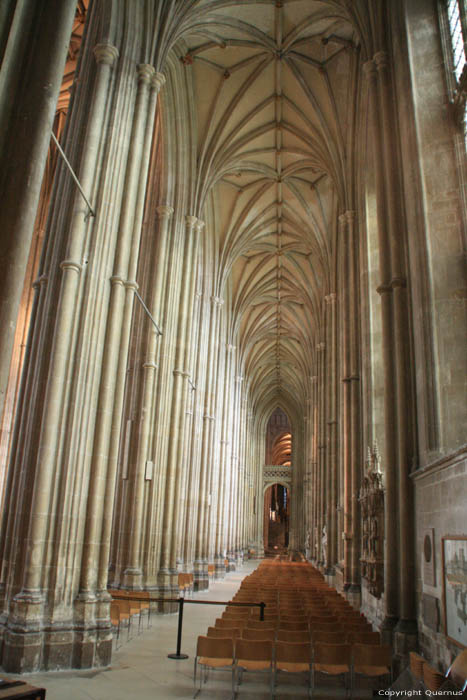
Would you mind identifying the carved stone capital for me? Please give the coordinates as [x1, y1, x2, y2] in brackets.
[156, 205, 174, 219]
[211, 295, 224, 307]
[325, 293, 337, 304]
[374, 51, 389, 72]
[60, 259, 83, 274]
[137, 63, 155, 84]
[152, 72, 166, 93]
[362, 59, 377, 81]
[391, 276, 407, 289]
[124, 279, 139, 291]
[185, 215, 198, 228]
[376, 283, 392, 296]
[345, 210, 356, 224]
[317, 342, 326, 351]
[93, 43, 119, 66]
[195, 219, 205, 232]
[226, 343, 236, 353]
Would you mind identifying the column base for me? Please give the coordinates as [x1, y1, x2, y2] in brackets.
[380, 615, 399, 646]
[0, 619, 112, 672]
[394, 618, 418, 658]
[156, 570, 179, 612]
[193, 560, 209, 591]
[214, 556, 226, 580]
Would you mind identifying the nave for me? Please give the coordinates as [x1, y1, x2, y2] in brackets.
[0, 0, 466, 685]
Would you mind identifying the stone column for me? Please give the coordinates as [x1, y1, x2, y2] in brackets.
[79, 64, 161, 600]
[363, 58, 399, 629]
[347, 210, 361, 595]
[375, 51, 416, 640]
[157, 214, 199, 591]
[193, 296, 223, 590]
[214, 343, 235, 576]
[325, 293, 338, 573]
[0, 0, 77, 427]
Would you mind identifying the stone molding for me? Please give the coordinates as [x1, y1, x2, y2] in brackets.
[137, 63, 155, 84]
[152, 72, 166, 92]
[156, 204, 174, 219]
[93, 43, 119, 66]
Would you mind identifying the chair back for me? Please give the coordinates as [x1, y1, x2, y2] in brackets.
[352, 643, 391, 669]
[314, 642, 351, 665]
[277, 629, 310, 643]
[312, 630, 345, 644]
[196, 635, 233, 660]
[235, 638, 273, 662]
[215, 617, 246, 629]
[207, 626, 241, 640]
[242, 628, 275, 641]
[279, 620, 309, 631]
[276, 640, 311, 664]
[446, 649, 467, 691]
[347, 631, 380, 645]
[247, 620, 276, 630]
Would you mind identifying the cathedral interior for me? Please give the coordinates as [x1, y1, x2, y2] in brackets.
[0, 0, 466, 693]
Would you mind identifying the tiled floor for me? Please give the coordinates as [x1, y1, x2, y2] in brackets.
[7, 561, 378, 699]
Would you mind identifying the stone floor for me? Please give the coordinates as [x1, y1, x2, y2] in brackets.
[7, 560, 381, 699]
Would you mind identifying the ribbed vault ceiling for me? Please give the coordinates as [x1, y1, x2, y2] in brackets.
[179, 0, 359, 419]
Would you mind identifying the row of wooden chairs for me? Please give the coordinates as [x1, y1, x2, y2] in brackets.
[194, 636, 392, 698]
[108, 590, 151, 648]
[178, 572, 194, 596]
[211, 620, 381, 645]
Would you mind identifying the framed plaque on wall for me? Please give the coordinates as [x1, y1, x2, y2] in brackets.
[441, 535, 467, 647]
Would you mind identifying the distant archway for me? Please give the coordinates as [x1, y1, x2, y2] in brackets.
[263, 483, 290, 555]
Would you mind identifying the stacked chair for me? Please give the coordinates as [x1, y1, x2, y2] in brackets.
[108, 589, 151, 648]
[193, 559, 392, 698]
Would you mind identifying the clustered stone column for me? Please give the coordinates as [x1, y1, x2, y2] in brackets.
[364, 53, 416, 648]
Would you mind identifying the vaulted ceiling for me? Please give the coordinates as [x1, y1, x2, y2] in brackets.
[177, 1, 360, 420]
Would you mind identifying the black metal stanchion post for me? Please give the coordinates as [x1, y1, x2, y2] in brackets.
[168, 597, 189, 660]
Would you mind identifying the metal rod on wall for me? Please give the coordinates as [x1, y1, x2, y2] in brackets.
[51, 131, 95, 218]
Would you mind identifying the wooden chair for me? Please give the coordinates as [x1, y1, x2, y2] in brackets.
[445, 648, 467, 692]
[312, 642, 351, 696]
[194, 635, 234, 699]
[246, 620, 277, 630]
[215, 617, 247, 630]
[279, 620, 309, 631]
[242, 627, 276, 641]
[277, 629, 310, 643]
[352, 643, 392, 693]
[347, 631, 380, 645]
[311, 630, 346, 645]
[110, 601, 122, 648]
[274, 641, 312, 696]
[207, 626, 241, 641]
[409, 651, 425, 682]
[234, 638, 274, 697]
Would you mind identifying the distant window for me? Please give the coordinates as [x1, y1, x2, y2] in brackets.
[442, 0, 467, 145]
[447, 0, 465, 81]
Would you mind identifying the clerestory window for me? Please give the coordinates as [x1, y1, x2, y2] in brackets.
[442, 0, 467, 146]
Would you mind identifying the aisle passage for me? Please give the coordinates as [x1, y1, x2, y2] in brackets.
[15, 560, 382, 699]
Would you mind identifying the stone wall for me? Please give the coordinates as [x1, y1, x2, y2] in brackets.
[413, 449, 467, 671]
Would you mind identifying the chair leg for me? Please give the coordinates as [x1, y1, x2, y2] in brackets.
[193, 658, 199, 699]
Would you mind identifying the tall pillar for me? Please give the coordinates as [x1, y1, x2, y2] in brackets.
[0, 0, 77, 427]
[375, 51, 416, 642]
[156, 214, 199, 594]
[363, 58, 399, 631]
[193, 296, 223, 590]
[325, 293, 338, 573]
[347, 210, 361, 595]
